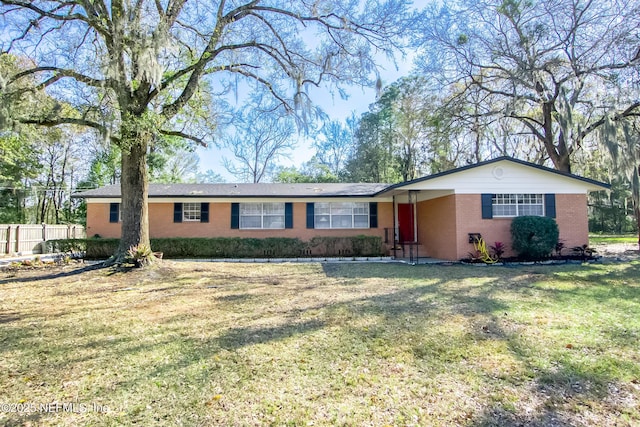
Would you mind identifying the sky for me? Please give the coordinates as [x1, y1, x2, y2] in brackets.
[195, 54, 415, 181]
[195, 1, 426, 182]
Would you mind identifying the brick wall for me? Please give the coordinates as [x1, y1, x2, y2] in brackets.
[86, 201, 394, 244]
[555, 194, 590, 250]
[453, 193, 589, 260]
[86, 194, 590, 260]
[86, 203, 121, 238]
[416, 195, 459, 260]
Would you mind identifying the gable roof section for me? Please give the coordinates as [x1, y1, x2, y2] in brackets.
[375, 156, 610, 195]
[73, 157, 610, 200]
[73, 182, 390, 199]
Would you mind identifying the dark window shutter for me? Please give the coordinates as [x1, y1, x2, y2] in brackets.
[306, 203, 315, 229]
[173, 203, 183, 223]
[481, 194, 493, 219]
[285, 203, 293, 229]
[200, 202, 209, 223]
[231, 203, 240, 229]
[369, 202, 378, 228]
[545, 194, 556, 218]
[109, 203, 119, 223]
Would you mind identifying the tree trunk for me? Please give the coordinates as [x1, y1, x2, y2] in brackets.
[115, 125, 152, 262]
[635, 205, 640, 250]
[541, 102, 572, 173]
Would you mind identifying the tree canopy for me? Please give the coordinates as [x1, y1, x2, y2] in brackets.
[414, 0, 640, 172]
[0, 0, 410, 261]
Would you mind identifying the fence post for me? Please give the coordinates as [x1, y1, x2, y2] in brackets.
[15, 225, 20, 254]
[5, 225, 10, 255]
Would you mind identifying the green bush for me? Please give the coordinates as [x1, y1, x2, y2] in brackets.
[510, 216, 559, 259]
[46, 238, 119, 259]
[45, 236, 383, 259]
[308, 235, 383, 257]
[86, 239, 120, 258]
[151, 237, 306, 258]
[47, 239, 87, 253]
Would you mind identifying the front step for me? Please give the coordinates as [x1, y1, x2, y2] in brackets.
[392, 242, 426, 259]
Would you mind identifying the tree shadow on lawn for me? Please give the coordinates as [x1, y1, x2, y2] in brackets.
[216, 319, 327, 350]
[541, 261, 640, 297]
[0, 312, 21, 324]
[0, 263, 105, 285]
[3, 262, 636, 425]
[1, 412, 46, 427]
[467, 355, 639, 427]
[82, 319, 328, 415]
[322, 262, 639, 426]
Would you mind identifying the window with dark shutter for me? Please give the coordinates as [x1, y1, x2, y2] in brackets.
[109, 203, 119, 223]
[285, 203, 293, 229]
[545, 194, 556, 218]
[306, 203, 315, 229]
[200, 203, 209, 223]
[481, 194, 493, 219]
[369, 202, 378, 228]
[231, 203, 240, 229]
[173, 203, 183, 223]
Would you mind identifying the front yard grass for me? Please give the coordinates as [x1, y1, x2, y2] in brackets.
[590, 234, 638, 245]
[1, 261, 639, 426]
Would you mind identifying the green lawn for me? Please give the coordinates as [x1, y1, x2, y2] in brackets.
[1, 261, 639, 426]
[590, 234, 638, 245]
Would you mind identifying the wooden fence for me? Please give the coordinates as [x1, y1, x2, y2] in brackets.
[0, 224, 86, 255]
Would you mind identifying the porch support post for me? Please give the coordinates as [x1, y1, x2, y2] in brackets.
[392, 195, 397, 259]
[409, 190, 419, 243]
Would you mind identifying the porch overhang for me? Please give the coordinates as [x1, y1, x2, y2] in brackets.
[377, 188, 455, 202]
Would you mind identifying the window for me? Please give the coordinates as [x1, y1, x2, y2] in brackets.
[174, 203, 208, 223]
[314, 202, 369, 229]
[183, 202, 201, 221]
[492, 194, 544, 217]
[109, 203, 121, 223]
[240, 203, 285, 229]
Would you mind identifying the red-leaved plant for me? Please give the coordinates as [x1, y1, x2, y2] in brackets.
[490, 242, 505, 260]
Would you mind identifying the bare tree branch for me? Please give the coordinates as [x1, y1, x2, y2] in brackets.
[159, 129, 207, 147]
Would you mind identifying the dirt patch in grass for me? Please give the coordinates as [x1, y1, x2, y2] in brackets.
[1, 261, 639, 426]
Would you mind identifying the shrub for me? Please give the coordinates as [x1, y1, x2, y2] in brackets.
[46, 236, 383, 259]
[47, 238, 87, 253]
[86, 239, 120, 259]
[126, 244, 153, 267]
[150, 237, 307, 258]
[510, 216, 559, 259]
[308, 236, 383, 257]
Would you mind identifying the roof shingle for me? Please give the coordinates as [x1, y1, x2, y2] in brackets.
[73, 183, 390, 198]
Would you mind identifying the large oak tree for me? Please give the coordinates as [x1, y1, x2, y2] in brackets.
[415, 0, 640, 172]
[0, 0, 408, 261]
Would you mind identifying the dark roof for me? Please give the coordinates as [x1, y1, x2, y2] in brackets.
[375, 156, 610, 195]
[73, 157, 610, 199]
[73, 182, 391, 198]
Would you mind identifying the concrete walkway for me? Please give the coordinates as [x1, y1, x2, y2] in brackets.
[0, 253, 60, 267]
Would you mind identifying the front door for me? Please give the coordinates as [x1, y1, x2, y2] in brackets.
[397, 203, 415, 243]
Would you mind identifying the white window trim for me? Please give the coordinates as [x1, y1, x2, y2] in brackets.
[239, 202, 285, 229]
[492, 194, 544, 218]
[183, 202, 201, 222]
[315, 202, 370, 229]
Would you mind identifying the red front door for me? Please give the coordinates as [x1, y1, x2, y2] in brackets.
[398, 203, 415, 243]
